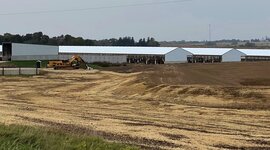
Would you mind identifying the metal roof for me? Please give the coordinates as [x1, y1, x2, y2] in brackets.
[59, 46, 178, 55]
[237, 49, 270, 56]
[3, 44, 270, 57]
[182, 48, 234, 56]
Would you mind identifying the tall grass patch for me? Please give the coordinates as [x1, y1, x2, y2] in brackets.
[0, 124, 137, 150]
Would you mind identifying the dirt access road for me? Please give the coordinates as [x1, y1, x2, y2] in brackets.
[0, 62, 270, 149]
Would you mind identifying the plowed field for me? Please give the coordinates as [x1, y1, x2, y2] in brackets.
[0, 62, 270, 149]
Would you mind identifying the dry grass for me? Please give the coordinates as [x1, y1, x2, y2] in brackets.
[0, 63, 270, 149]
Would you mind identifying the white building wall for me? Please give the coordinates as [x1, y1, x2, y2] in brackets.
[0, 45, 2, 56]
[59, 53, 127, 63]
[11, 55, 59, 61]
[222, 49, 246, 62]
[12, 43, 59, 56]
[165, 48, 193, 63]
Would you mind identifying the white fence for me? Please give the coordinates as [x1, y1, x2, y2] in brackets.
[0, 68, 40, 76]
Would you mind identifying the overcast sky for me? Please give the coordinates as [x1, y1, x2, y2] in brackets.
[0, 0, 269, 41]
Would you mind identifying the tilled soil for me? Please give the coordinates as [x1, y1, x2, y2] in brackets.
[0, 66, 270, 150]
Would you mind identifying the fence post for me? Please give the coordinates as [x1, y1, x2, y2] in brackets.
[19, 67, 21, 75]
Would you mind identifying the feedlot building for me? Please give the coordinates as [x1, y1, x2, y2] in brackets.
[180, 48, 245, 63]
[1, 43, 270, 64]
[238, 49, 270, 61]
[59, 46, 184, 64]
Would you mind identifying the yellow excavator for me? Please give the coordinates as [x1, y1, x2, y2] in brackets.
[47, 55, 91, 70]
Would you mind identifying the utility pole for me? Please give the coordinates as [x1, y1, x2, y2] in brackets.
[209, 24, 212, 41]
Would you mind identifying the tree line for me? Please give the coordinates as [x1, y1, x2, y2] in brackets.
[0, 32, 160, 47]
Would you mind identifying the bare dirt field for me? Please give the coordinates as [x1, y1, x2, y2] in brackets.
[0, 62, 270, 150]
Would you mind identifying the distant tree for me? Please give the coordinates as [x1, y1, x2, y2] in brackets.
[40, 35, 49, 44]
[115, 37, 136, 46]
[3, 33, 13, 42]
[137, 38, 147, 46]
[48, 37, 58, 45]
[266, 36, 270, 41]
[63, 34, 73, 45]
[146, 37, 160, 46]
[231, 40, 238, 46]
[205, 41, 217, 46]
[13, 34, 23, 43]
[22, 34, 33, 42]
[251, 39, 260, 42]
[245, 42, 256, 47]
[0, 32, 160, 47]
[96, 38, 117, 46]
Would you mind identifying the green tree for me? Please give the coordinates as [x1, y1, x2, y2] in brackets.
[0, 32, 160, 47]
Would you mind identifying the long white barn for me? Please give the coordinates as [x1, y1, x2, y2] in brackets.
[238, 49, 270, 61]
[181, 48, 245, 63]
[1, 43, 270, 63]
[59, 46, 181, 64]
[59, 46, 247, 64]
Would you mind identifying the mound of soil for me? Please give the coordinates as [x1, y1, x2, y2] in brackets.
[103, 62, 270, 86]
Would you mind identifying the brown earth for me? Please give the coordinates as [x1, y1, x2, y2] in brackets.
[103, 62, 270, 86]
[0, 62, 270, 150]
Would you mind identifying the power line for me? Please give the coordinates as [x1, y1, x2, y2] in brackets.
[0, 0, 192, 16]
